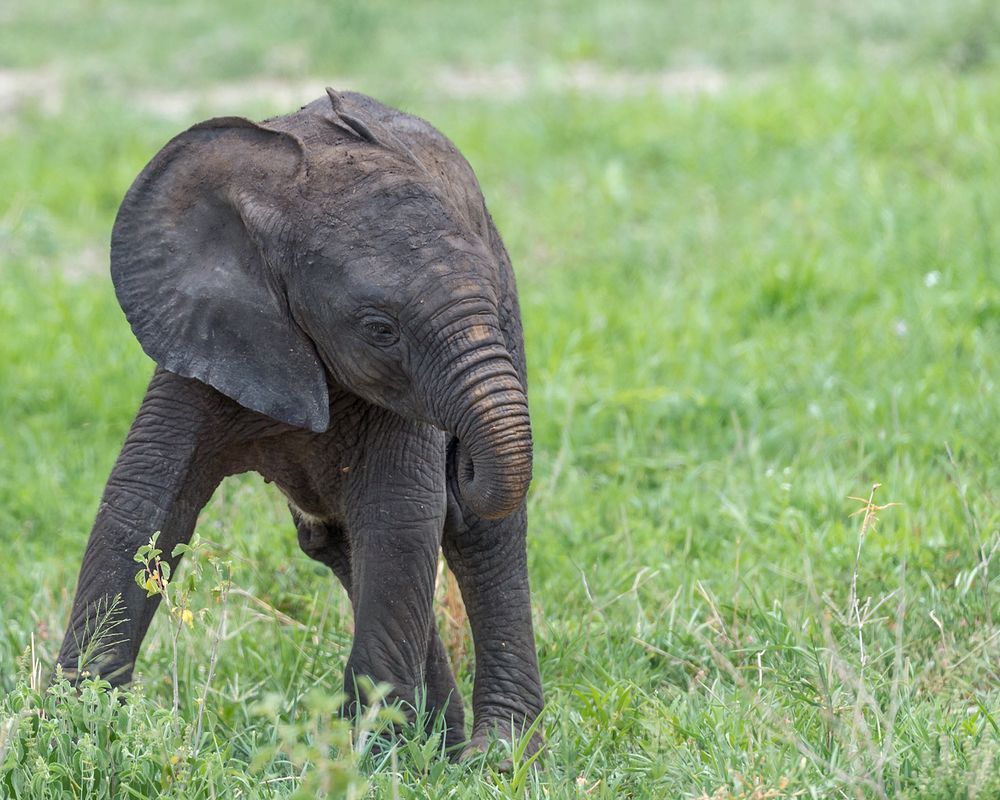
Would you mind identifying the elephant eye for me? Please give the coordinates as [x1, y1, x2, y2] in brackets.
[361, 316, 400, 347]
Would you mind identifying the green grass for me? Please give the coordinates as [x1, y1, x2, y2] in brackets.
[2, 1, 1000, 797]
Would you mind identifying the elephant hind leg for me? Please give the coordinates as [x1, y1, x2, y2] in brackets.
[292, 513, 467, 751]
[424, 622, 467, 752]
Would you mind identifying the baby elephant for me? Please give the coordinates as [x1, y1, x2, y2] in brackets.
[55, 89, 543, 760]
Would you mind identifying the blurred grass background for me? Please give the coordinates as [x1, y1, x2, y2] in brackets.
[2, 1, 1000, 797]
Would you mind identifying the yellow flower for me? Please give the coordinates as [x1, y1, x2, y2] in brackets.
[180, 608, 194, 627]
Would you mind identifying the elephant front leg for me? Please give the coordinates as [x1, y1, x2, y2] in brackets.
[443, 497, 544, 766]
[55, 370, 225, 685]
[294, 513, 466, 748]
[341, 420, 457, 744]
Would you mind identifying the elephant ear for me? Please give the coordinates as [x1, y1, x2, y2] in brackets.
[112, 117, 330, 432]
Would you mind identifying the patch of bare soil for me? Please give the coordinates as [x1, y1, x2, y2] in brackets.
[59, 244, 107, 282]
[436, 62, 726, 99]
[136, 77, 351, 120]
[136, 63, 725, 118]
[0, 62, 727, 126]
[0, 68, 63, 119]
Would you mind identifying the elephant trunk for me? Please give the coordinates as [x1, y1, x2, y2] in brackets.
[436, 338, 533, 520]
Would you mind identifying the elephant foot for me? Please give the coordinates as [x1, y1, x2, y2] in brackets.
[458, 719, 543, 772]
[343, 676, 467, 764]
[438, 712, 467, 756]
[54, 654, 134, 688]
[416, 694, 466, 758]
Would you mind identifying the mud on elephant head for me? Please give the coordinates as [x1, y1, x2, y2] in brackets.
[113, 88, 531, 520]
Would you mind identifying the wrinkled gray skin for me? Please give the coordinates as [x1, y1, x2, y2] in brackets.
[54, 90, 543, 760]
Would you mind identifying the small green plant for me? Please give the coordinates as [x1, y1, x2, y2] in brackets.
[252, 679, 404, 800]
[0, 667, 274, 799]
[70, 593, 129, 683]
[133, 532, 233, 769]
[489, 713, 546, 798]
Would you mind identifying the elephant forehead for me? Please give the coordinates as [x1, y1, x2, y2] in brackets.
[305, 222, 493, 280]
[421, 249, 498, 286]
[348, 265, 497, 309]
[313, 165, 475, 237]
[310, 153, 435, 204]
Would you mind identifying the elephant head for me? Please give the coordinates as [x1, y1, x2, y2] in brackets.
[111, 90, 531, 519]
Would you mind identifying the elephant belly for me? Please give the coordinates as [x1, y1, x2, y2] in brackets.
[253, 453, 344, 526]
